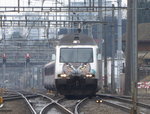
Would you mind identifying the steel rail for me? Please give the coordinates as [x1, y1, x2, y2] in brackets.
[103, 100, 131, 113]
[3, 94, 39, 101]
[103, 95, 150, 109]
[39, 102, 54, 114]
[97, 94, 150, 111]
[38, 94, 73, 114]
[74, 98, 88, 114]
[17, 92, 37, 114]
[40, 102, 73, 114]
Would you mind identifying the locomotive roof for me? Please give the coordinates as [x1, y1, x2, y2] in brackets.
[44, 61, 55, 68]
[59, 34, 97, 46]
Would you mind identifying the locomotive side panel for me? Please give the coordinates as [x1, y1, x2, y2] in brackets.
[43, 61, 56, 90]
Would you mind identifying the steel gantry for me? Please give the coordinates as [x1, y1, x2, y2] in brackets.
[0, 6, 127, 13]
[0, 0, 127, 90]
[0, 19, 108, 27]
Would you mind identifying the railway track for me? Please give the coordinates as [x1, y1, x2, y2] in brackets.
[38, 94, 73, 114]
[3, 94, 39, 101]
[34, 94, 89, 114]
[2, 91, 150, 114]
[15, 92, 88, 114]
[1, 91, 88, 114]
[96, 94, 150, 114]
[74, 98, 88, 114]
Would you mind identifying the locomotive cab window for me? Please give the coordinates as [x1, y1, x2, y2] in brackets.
[60, 48, 93, 63]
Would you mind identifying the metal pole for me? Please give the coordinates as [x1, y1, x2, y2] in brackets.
[117, 0, 122, 93]
[88, 25, 93, 38]
[68, 0, 71, 33]
[98, 0, 103, 89]
[131, 0, 138, 113]
[2, 28, 6, 86]
[104, 0, 108, 92]
[18, 0, 20, 13]
[92, 0, 94, 8]
[2, 63, 6, 87]
[25, 61, 27, 89]
[125, 0, 132, 95]
[28, 0, 30, 6]
[88, 0, 93, 38]
[33, 68, 34, 89]
[117, 0, 122, 52]
[27, 61, 30, 89]
[56, 0, 58, 38]
[111, 4, 115, 94]
[89, 0, 91, 7]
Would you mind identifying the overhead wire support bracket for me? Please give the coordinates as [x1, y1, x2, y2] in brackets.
[0, 19, 108, 27]
[0, 6, 127, 13]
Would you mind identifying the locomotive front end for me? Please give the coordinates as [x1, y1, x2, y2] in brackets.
[55, 46, 99, 96]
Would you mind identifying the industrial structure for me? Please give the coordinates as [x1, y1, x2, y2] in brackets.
[1, 0, 150, 113]
[0, 0, 127, 91]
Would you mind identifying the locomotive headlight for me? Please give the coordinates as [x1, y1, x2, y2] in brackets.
[58, 74, 68, 78]
[85, 73, 94, 78]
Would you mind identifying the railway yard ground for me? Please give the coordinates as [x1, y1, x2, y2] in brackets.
[0, 100, 31, 114]
[0, 89, 150, 114]
[76, 99, 128, 114]
[0, 96, 128, 114]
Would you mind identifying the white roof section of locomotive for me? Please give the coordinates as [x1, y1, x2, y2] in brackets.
[58, 33, 97, 46]
[57, 45, 98, 49]
[44, 61, 55, 68]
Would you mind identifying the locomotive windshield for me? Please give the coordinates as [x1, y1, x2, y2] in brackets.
[60, 48, 93, 63]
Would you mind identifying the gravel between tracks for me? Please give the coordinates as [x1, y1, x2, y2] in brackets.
[80, 99, 128, 114]
[138, 93, 150, 104]
[0, 99, 31, 114]
[139, 98, 150, 104]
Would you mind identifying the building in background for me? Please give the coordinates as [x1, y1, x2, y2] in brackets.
[138, 0, 150, 23]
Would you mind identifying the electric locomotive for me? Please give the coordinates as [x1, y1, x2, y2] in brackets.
[43, 33, 100, 96]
